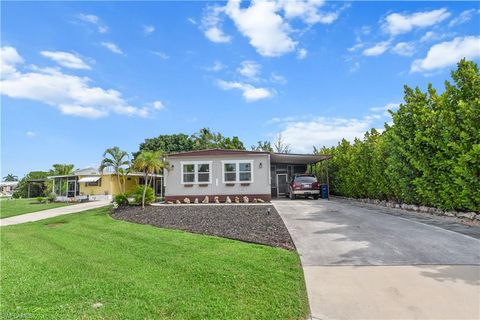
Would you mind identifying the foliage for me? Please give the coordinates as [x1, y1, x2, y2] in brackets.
[99, 146, 130, 193]
[49, 164, 74, 176]
[251, 140, 274, 152]
[2, 174, 18, 182]
[12, 171, 50, 198]
[137, 127, 246, 155]
[47, 193, 56, 202]
[311, 60, 480, 212]
[36, 197, 44, 203]
[113, 193, 129, 206]
[273, 133, 291, 153]
[133, 150, 168, 208]
[131, 185, 154, 206]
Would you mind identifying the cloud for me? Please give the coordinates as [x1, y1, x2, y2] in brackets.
[349, 62, 360, 73]
[382, 8, 450, 36]
[26, 131, 36, 138]
[40, 51, 91, 70]
[206, 60, 226, 72]
[202, 5, 232, 43]
[217, 79, 274, 102]
[187, 17, 197, 25]
[151, 51, 169, 59]
[297, 48, 308, 59]
[411, 36, 480, 73]
[152, 100, 165, 110]
[449, 9, 478, 27]
[77, 13, 108, 33]
[201, 0, 343, 57]
[391, 42, 415, 57]
[362, 41, 390, 56]
[101, 42, 123, 54]
[0, 46, 149, 118]
[370, 102, 400, 117]
[237, 60, 261, 79]
[275, 116, 375, 152]
[270, 72, 287, 84]
[143, 25, 155, 35]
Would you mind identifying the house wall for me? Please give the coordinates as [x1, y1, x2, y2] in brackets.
[78, 175, 142, 197]
[165, 154, 271, 201]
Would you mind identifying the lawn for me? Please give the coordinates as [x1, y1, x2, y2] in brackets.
[0, 198, 71, 219]
[0, 207, 309, 319]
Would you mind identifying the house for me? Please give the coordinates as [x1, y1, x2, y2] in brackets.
[0, 181, 19, 197]
[164, 149, 331, 202]
[48, 167, 163, 201]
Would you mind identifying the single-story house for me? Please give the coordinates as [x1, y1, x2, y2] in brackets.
[48, 167, 163, 201]
[0, 181, 19, 196]
[164, 149, 331, 202]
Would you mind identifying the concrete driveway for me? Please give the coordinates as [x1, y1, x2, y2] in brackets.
[273, 198, 480, 320]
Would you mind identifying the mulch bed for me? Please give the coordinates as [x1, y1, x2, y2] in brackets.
[111, 204, 295, 250]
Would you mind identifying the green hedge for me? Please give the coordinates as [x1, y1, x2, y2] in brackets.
[312, 60, 479, 212]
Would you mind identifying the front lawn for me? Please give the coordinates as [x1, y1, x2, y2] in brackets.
[0, 207, 309, 319]
[0, 198, 71, 219]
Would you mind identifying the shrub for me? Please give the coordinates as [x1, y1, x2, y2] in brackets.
[113, 193, 129, 206]
[131, 185, 154, 205]
[36, 197, 44, 203]
[47, 193, 56, 203]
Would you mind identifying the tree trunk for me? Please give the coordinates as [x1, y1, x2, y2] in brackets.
[142, 172, 149, 209]
[116, 171, 122, 194]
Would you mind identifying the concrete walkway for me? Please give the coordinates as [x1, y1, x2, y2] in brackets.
[0, 200, 111, 227]
[273, 199, 480, 320]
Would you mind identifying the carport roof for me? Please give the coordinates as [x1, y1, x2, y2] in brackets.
[270, 153, 332, 165]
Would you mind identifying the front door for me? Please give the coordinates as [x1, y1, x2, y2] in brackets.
[277, 174, 288, 197]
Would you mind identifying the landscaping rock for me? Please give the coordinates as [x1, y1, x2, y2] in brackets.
[475, 214, 480, 221]
[456, 212, 476, 220]
[112, 205, 295, 250]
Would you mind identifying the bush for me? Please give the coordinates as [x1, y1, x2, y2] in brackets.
[47, 193, 56, 203]
[131, 185, 155, 205]
[113, 193, 129, 206]
[36, 197, 44, 203]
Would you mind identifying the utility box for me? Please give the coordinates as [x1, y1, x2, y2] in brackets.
[321, 184, 329, 199]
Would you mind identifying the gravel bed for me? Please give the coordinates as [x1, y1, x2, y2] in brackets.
[112, 204, 295, 250]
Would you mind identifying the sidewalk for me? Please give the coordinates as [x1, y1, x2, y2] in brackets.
[0, 200, 111, 227]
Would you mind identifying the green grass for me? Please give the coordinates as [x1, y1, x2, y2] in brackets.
[0, 198, 71, 219]
[1, 207, 309, 319]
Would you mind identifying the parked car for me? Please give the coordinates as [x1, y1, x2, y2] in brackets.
[289, 174, 320, 200]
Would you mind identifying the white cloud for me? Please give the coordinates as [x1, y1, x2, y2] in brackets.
[143, 25, 155, 35]
[362, 41, 390, 56]
[391, 42, 415, 57]
[1, 46, 24, 75]
[382, 8, 450, 36]
[370, 102, 400, 117]
[187, 17, 197, 25]
[297, 48, 308, 59]
[206, 61, 226, 72]
[449, 9, 478, 27]
[151, 51, 169, 59]
[152, 100, 165, 110]
[101, 42, 123, 54]
[411, 36, 480, 73]
[202, 5, 232, 43]
[276, 116, 375, 152]
[40, 51, 91, 70]
[270, 72, 287, 84]
[349, 62, 360, 73]
[77, 13, 108, 33]
[0, 46, 149, 119]
[348, 42, 364, 52]
[26, 131, 36, 138]
[237, 60, 261, 79]
[217, 79, 274, 102]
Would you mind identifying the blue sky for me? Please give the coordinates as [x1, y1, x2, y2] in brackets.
[2, 1, 479, 177]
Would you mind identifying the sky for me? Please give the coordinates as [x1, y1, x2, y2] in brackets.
[1, 1, 479, 177]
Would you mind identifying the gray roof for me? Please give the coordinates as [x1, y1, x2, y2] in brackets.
[270, 153, 332, 165]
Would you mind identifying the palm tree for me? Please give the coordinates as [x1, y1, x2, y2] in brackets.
[99, 147, 130, 193]
[50, 164, 75, 176]
[133, 150, 168, 209]
[2, 174, 18, 181]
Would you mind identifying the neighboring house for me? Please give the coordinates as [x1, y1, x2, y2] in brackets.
[48, 167, 163, 201]
[164, 149, 331, 202]
[0, 181, 19, 196]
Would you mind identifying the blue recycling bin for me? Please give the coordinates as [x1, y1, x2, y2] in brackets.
[321, 184, 329, 199]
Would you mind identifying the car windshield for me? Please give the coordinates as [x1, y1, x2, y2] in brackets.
[294, 176, 317, 183]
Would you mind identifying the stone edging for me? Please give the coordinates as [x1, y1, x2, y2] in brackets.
[333, 196, 480, 221]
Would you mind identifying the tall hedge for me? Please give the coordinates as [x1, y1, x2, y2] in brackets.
[312, 60, 479, 212]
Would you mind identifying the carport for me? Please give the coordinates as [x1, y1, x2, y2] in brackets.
[269, 153, 332, 198]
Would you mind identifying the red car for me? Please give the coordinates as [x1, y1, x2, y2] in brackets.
[289, 174, 320, 200]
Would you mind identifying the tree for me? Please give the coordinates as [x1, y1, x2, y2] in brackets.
[138, 133, 195, 155]
[273, 133, 291, 153]
[133, 150, 169, 209]
[2, 174, 18, 182]
[50, 164, 74, 176]
[12, 171, 49, 198]
[99, 147, 130, 193]
[251, 141, 273, 152]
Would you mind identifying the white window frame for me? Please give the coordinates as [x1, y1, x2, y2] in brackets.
[221, 160, 254, 183]
[180, 161, 212, 184]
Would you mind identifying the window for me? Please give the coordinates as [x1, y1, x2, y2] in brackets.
[181, 162, 211, 184]
[224, 163, 236, 182]
[86, 178, 101, 187]
[222, 160, 254, 183]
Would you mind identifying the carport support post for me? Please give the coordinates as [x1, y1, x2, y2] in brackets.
[326, 164, 330, 200]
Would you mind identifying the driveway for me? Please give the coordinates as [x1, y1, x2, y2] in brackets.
[273, 198, 480, 320]
[0, 200, 111, 227]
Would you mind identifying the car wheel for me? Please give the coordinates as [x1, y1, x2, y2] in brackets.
[313, 195, 319, 200]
